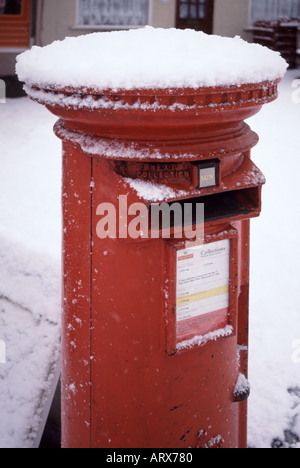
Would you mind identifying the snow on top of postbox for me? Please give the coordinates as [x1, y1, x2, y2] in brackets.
[16, 27, 287, 92]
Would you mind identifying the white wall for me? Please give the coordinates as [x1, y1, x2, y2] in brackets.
[213, 0, 251, 41]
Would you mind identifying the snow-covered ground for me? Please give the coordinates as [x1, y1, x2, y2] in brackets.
[0, 70, 299, 448]
[248, 69, 300, 449]
[0, 96, 62, 447]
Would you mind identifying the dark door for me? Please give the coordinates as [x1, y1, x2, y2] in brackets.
[0, 0, 31, 48]
[176, 0, 214, 34]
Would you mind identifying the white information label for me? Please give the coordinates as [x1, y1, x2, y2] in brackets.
[176, 239, 230, 340]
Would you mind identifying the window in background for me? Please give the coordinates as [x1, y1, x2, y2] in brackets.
[0, 0, 22, 15]
[176, 0, 214, 34]
[250, 0, 300, 25]
[77, 0, 150, 27]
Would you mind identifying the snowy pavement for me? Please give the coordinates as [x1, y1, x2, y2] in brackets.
[0, 70, 299, 448]
[248, 69, 300, 448]
[0, 238, 61, 448]
[0, 96, 62, 448]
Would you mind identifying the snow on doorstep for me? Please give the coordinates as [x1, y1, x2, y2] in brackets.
[16, 27, 287, 92]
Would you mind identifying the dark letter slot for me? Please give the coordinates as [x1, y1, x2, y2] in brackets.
[150, 187, 260, 229]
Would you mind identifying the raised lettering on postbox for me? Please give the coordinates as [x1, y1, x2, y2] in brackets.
[115, 161, 191, 185]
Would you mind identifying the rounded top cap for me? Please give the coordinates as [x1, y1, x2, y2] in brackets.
[16, 26, 287, 93]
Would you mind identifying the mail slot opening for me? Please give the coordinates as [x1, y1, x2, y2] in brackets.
[150, 186, 260, 233]
[201, 186, 260, 222]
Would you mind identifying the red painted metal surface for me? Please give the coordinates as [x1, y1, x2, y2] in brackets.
[27, 81, 280, 448]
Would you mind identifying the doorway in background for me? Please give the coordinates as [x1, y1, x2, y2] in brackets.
[176, 0, 214, 34]
[0, 0, 31, 48]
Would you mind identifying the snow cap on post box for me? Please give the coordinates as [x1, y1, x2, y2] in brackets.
[16, 27, 287, 163]
[16, 27, 287, 94]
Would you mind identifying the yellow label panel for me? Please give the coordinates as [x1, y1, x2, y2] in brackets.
[176, 285, 230, 307]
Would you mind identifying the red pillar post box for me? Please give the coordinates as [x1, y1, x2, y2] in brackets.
[17, 28, 286, 449]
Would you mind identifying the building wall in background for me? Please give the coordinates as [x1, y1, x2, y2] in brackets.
[37, 0, 251, 47]
[214, 0, 251, 41]
[1, 0, 254, 76]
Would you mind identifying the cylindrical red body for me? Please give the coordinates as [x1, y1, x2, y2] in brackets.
[32, 81, 279, 448]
